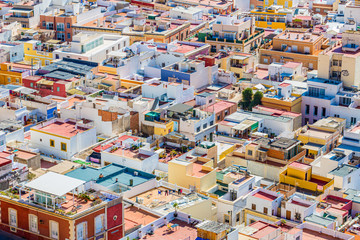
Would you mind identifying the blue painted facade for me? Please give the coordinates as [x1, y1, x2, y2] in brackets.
[161, 68, 191, 83]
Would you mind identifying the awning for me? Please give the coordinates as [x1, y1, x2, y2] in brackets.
[9, 8, 33, 13]
[25, 172, 85, 197]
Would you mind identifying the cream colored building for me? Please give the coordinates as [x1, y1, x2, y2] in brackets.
[318, 31, 360, 88]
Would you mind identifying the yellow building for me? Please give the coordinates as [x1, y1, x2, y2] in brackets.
[220, 53, 255, 80]
[143, 111, 175, 137]
[0, 62, 33, 85]
[250, 6, 292, 30]
[23, 40, 56, 66]
[261, 82, 302, 113]
[263, 0, 296, 8]
[168, 143, 218, 192]
[296, 117, 344, 163]
[279, 161, 334, 193]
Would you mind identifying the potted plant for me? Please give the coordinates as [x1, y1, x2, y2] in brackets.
[173, 202, 179, 217]
[280, 219, 286, 226]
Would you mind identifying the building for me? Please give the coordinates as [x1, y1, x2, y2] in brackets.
[328, 164, 360, 190]
[261, 82, 302, 113]
[301, 78, 360, 127]
[98, 135, 159, 173]
[23, 40, 62, 66]
[0, 42, 23, 63]
[0, 62, 32, 85]
[168, 142, 218, 192]
[53, 33, 130, 64]
[198, 15, 264, 53]
[169, 6, 203, 20]
[318, 31, 360, 88]
[250, 6, 294, 30]
[0, 171, 123, 240]
[246, 188, 283, 220]
[281, 197, 317, 222]
[167, 103, 216, 143]
[30, 118, 96, 160]
[279, 161, 334, 194]
[202, 100, 237, 123]
[220, 52, 256, 80]
[225, 137, 305, 181]
[263, 0, 300, 8]
[260, 31, 327, 70]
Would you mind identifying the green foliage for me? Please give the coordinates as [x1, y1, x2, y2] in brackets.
[240, 89, 263, 110]
[252, 91, 263, 108]
[241, 88, 253, 110]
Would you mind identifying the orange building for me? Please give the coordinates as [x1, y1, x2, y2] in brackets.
[40, 10, 77, 42]
[260, 31, 328, 70]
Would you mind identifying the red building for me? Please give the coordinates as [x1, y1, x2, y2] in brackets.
[40, 12, 77, 42]
[23, 76, 69, 97]
[0, 172, 124, 240]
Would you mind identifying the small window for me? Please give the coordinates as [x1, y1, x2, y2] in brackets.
[57, 87, 60, 92]
[50, 139, 55, 147]
[197, 127, 200, 132]
[248, 150, 253, 156]
[42, 21, 46, 27]
[67, 33, 71, 39]
[9, 208, 17, 228]
[251, 204, 256, 210]
[210, 121, 214, 125]
[67, 23, 70, 28]
[264, 207, 268, 214]
[203, 123, 207, 129]
[30, 83, 33, 88]
[77, 222, 87, 240]
[61, 142, 67, 151]
[95, 214, 105, 234]
[348, 177, 351, 184]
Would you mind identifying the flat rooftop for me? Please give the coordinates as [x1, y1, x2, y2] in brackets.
[130, 187, 184, 208]
[65, 164, 156, 189]
[124, 206, 159, 232]
[34, 120, 89, 138]
[289, 161, 311, 171]
[276, 32, 322, 42]
[143, 219, 197, 240]
[253, 191, 278, 201]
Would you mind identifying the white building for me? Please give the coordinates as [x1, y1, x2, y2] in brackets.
[245, 188, 282, 224]
[302, 78, 360, 127]
[328, 164, 360, 190]
[170, 6, 203, 20]
[281, 197, 317, 223]
[141, 80, 195, 104]
[53, 33, 130, 64]
[100, 135, 159, 173]
[30, 118, 96, 160]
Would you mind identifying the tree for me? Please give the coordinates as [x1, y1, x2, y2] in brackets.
[251, 91, 263, 108]
[241, 88, 253, 110]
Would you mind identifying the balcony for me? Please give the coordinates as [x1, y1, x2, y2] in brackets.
[342, 44, 360, 52]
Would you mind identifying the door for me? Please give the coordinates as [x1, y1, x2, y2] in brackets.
[286, 210, 291, 220]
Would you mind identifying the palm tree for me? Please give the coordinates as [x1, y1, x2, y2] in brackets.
[173, 202, 179, 217]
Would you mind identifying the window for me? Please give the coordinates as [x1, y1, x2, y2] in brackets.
[224, 214, 230, 223]
[197, 127, 200, 132]
[322, 107, 326, 117]
[42, 21, 46, 27]
[50, 139, 55, 147]
[61, 142, 67, 151]
[264, 58, 268, 63]
[332, 60, 338, 66]
[8, 77, 11, 83]
[348, 177, 351, 184]
[210, 121, 214, 125]
[308, 87, 325, 97]
[340, 97, 351, 106]
[29, 214, 38, 233]
[67, 33, 71, 39]
[251, 204, 256, 210]
[30, 83, 33, 88]
[9, 208, 17, 228]
[67, 23, 70, 28]
[50, 221, 59, 239]
[203, 123, 207, 129]
[77, 222, 87, 240]
[236, 213, 240, 222]
[305, 105, 310, 115]
[314, 106, 318, 116]
[248, 150, 253, 156]
[305, 118, 309, 124]
[57, 87, 60, 92]
[334, 114, 339, 118]
[95, 214, 105, 234]
[45, 60, 50, 65]
[263, 207, 268, 214]
[304, 47, 310, 54]
[351, 117, 357, 125]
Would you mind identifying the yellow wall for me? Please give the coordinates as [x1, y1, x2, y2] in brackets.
[287, 166, 311, 180]
[255, 21, 286, 30]
[154, 121, 174, 136]
[261, 96, 302, 113]
[24, 42, 53, 66]
[0, 63, 23, 85]
[264, 0, 294, 7]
